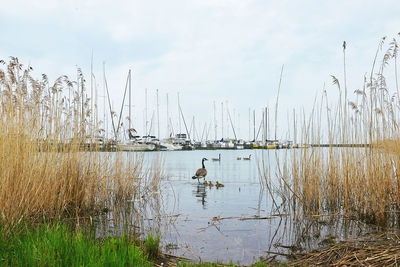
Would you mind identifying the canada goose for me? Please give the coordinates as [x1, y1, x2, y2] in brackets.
[192, 158, 208, 182]
[243, 154, 251, 160]
[212, 153, 221, 161]
[236, 157, 242, 160]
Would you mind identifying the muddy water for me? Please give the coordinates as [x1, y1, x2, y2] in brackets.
[98, 149, 373, 265]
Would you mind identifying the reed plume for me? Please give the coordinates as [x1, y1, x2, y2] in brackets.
[0, 58, 162, 233]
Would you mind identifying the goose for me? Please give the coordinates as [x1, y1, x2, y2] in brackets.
[215, 181, 224, 188]
[236, 157, 242, 160]
[243, 154, 251, 160]
[204, 180, 214, 186]
[212, 153, 221, 161]
[192, 158, 208, 182]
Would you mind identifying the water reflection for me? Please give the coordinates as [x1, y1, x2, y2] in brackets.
[193, 183, 207, 207]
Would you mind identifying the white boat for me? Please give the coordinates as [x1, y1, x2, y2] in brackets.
[213, 142, 226, 148]
[225, 140, 235, 148]
[235, 139, 245, 149]
[117, 141, 155, 151]
[160, 141, 182, 151]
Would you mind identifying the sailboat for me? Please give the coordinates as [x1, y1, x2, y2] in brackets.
[157, 93, 182, 151]
[107, 69, 154, 151]
[170, 92, 194, 150]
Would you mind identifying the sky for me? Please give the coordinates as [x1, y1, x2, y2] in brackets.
[1, 0, 400, 141]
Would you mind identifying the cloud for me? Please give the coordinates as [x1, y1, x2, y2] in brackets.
[1, 0, 400, 139]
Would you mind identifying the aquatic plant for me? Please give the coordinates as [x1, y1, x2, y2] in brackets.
[144, 233, 161, 260]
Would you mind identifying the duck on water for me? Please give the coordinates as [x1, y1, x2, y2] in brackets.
[192, 158, 208, 182]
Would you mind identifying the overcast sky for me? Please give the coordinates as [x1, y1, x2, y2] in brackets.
[1, 0, 400, 140]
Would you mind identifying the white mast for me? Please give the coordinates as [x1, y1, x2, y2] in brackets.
[213, 101, 217, 141]
[233, 108, 236, 139]
[129, 69, 132, 130]
[157, 89, 160, 139]
[226, 101, 229, 139]
[253, 109, 255, 141]
[145, 88, 148, 136]
[178, 92, 181, 135]
[238, 112, 240, 140]
[248, 108, 250, 141]
[166, 93, 170, 137]
[221, 102, 224, 140]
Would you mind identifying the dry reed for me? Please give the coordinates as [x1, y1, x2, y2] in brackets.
[290, 232, 400, 266]
[262, 35, 400, 227]
[0, 57, 162, 232]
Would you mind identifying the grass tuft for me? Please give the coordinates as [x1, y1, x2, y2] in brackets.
[0, 223, 152, 266]
[144, 233, 160, 260]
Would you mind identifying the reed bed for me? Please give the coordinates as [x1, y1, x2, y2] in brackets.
[262, 35, 400, 226]
[0, 57, 162, 232]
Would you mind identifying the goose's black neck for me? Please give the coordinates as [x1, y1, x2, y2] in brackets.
[202, 159, 206, 168]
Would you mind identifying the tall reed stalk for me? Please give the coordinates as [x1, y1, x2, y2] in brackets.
[266, 36, 400, 226]
[0, 58, 162, 232]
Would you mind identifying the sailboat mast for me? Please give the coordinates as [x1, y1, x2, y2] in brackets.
[145, 88, 148, 136]
[129, 69, 131, 130]
[226, 101, 229, 139]
[262, 109, 265, 145]
[265, 107, 268, 142]
[213, 101, 217, 141]
[266, 107, 269, 141]
[103, 63, 117, 140]
[166, 93, 170, 137]
[192, 116, 195, 141]
[248, 108, 250, 141]
[227, 108, 237, 140]
[275, 65, 284, 141]
[115, 71, 130, 138]
[178, 92, 181, 135]
[221, 102, 224, 140]
[293, 108, 296, 144]
[253, 109, 255, 141]
[157, 89, 160, 139]
[233, 108, 236, 138]
[238, 112, 240, 140]
[178, 102, 190, 140]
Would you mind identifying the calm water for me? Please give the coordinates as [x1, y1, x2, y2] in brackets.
[98, 149, 372, 265]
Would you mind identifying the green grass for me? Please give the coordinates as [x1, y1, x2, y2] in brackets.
[0, 223, 152, 266]
[144, 233, 160, 260]
[0, 222, 289, 267]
